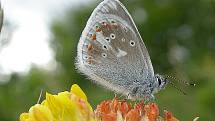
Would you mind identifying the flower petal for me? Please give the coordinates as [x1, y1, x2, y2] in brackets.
[71, 84, 87, 101]
[19, 113, 29, 121]
[102, 112, 116, 121]
[45, 92, 78, 121]
[126, 109, 141, 121]
[29, 104, 53, 121]
[164, 110, 179, 121]
[144, 103, 159, 121]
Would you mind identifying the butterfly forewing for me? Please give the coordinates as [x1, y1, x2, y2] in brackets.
[76, 0, 154, 95]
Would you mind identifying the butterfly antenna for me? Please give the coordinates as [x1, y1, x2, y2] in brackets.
[168, 80, 187, 95]
[165, 75, 196, 87]
[37, 89, 43, 104]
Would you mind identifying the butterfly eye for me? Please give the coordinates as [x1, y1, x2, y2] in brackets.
[130, 40, 135, 46]
[158, 78, 162, 85]
[105, 37, 111, 42]
[110, 33, 116, 39]
[102, 53, 107, 58]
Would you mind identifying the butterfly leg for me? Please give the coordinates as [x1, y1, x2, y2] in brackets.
[114, 92, 127, 102]
[144, 94, 155, 102]
[126, 93, 136, 101]
[127, 86, 155, 102]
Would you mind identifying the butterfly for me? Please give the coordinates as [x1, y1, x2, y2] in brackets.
[76, 0, 168, 100]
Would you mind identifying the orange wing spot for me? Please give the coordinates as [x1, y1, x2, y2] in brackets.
[88, 57, 93, 64]
[107, 24, 112, 29]
[88, 60, 92, 64]
[102, 23, 110, 29]
[87, 44, 93, 51]
[112, 25, 118, 29]
[91, 34, 96, 41]
[96, 28, 102, 32]
[111, 22, 118, 29]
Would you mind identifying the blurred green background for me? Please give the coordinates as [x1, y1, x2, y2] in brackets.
[0, 0, 215, 120]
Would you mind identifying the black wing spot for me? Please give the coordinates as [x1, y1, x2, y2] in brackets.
[110, 33, 116, 39]
[102, 53, 107, 58]
[130, 40, 135, 46]
[106, 37, 111, 42]
[103, 45, 108, 50]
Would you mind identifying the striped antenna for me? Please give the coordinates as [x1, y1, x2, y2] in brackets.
[168, 80, 187, 95]
[165, 75, 196, 87]
[164, 75, 196, 95]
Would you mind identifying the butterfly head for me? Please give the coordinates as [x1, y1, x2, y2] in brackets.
[152, 74, 168, 94]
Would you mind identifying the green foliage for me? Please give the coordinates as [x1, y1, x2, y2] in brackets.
[0, 0, 214, 120]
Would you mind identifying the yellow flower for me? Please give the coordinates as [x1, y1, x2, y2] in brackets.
[20, 104, 53, 121]
[20, 84, 96, 121]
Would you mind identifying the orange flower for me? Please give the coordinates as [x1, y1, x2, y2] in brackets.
[95, 98, 178, 121]
[164, 110, 179, 121]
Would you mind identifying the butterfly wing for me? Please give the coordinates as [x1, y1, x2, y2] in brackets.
[76, 0, 154, 95]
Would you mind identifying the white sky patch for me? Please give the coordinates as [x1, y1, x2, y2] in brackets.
[0, 10, 50, 73]
[0, 0, 91, 74]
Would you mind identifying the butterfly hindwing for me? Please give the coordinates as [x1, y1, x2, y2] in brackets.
[76, 0, 155, 95]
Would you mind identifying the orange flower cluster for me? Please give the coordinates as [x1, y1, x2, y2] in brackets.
[95, 98, 178, 121]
